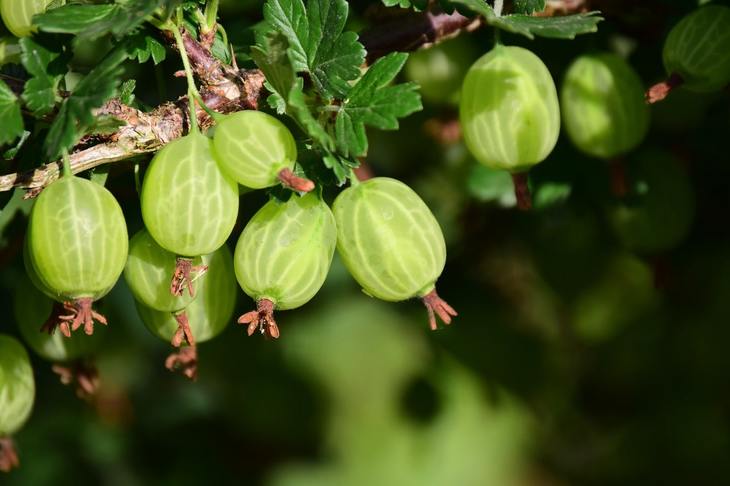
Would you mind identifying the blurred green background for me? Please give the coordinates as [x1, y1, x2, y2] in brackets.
[2, 1, 730, 485]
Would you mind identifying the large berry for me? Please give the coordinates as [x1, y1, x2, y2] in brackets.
[212, 111, 307, 190]
[405, 37, 476, 106]
[561, 53, 649, 159]
[460, 45, 560, 172]
[234, 192, 336, 338]
[27, 175, 128, 335]
[141, 131, 239, 257]
[124, 230, 201, 312]
[0, 335, 34, 472]
[332, 177, 456, 330]
[663, 5, 730, 93]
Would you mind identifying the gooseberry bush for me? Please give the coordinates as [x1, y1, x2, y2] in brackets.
[0, 0, 726, 477]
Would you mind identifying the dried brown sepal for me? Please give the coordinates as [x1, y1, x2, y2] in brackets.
[238, 299, 280, 339]
[59, 298, 107, 336]
[171, 311, 196, 348]
[512, 172, 533, 211]
[51, 361, 100, 400]
[422, 288, 458, 331]
[165, 345, 198, 381]
[645, 72, 684, 104]
[0, 437, 19, 473]
[278, 168, 315, 193]
[40, 301, 72, 338]
[170, 257, 208, 297]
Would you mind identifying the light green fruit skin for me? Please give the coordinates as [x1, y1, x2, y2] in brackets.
[212, 111, 297, 189]
[561, 53, 650, 159]
[14, 276, 101, 362]
[405, 37, 476, 105]
[28, 176, 128, 301]
[141, 131, 239, 257]
[0, 0, 56, 37]
[234, 192, 337, 310]
[460, 45, 560, 172]
[663, 5, 730, 93]
[0, 37, 21, 65]
[0, 335, 34, 437]
[136, 245, 237, 344]
[124, 230, 199, 313]
[609, 150, 695, 254]
[333, 177, 446, 302]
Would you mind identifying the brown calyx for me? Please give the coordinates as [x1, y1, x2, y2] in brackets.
[40, 301, 73, 338]
[238, 299, 280, 339]
[51, 360, 100, 400]
[165, 345, 198, 381]
[278, 168, 315, 193]
[58, 298, 107, 336]
[171, 311, 196, 348]
[645, 72, 684, 104]
[512, 172, 533, 211]
[0, 437, 19, 472]
[170, 257, 208, 297]
[422, 289, 458, 331]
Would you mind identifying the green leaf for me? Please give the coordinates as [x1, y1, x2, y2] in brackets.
[334, 52, 421, 157]
[45, 46, 128, 159]
[288, 79, 335, 151]
[20, 37, 67, 116]
[494, 12, 603, 39]
[513, 0, 546, 14]
[262, 0, 365, 98]
[449, 0, 602, 39]
[251, 32, 297, 109]
[127, 31, 167, 65]
[119, 79, 136, 105]
[323, 152, 358, 185]
[34, 0, 162, 40]
[381, 0, 430, 9]
[467, 165, 516, 207]
[0, 80, 24, 146]
[0, 189, 33, 246]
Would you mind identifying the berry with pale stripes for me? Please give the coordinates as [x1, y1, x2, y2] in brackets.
[0, 0, 54, 37]
[332, 177, 457, 330]
[234, 192, 337, 339]
[212, 111, 314, 192]
[648, 5, 730, 103]
[0, 335, 34, 473]
[562, 53, 649, 159]
[135, 245, 236, 380]
[27, 175, 128, 336]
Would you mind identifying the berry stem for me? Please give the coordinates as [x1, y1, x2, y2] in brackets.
[421, 288, 458, 331]
[165, 344, 198, 381]
[238, 299, 280, 339]
[59, 298, 108, 335]
[0, 437, 19, 472]
[645, 72, 684, 104]
[277, 168, 315, 193]
[512, 172, 532, 211]
[51, 360, 100, 400]
[172, 12, 201, 133]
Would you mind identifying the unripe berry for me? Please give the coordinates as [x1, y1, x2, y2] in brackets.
[561, 53, 649, 159]
[460, 45, 560, 172]
[234, 192, 336, 338]
[1, 0, 55, 37]
[0, 335, 34, 437]
[333, 177, 456, 330]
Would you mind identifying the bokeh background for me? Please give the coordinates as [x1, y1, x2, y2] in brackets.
[2, 0, 730, 484]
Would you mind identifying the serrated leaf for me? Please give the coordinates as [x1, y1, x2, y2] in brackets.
[34, 0, 162, 40]
[119, 79, 136, 105]
[334, 52, 421, 157]
[263, 0, 365, 98]
[494, 12, 603, 39]
[381, 0, 429, 9]
[20, 37, 67, 116]
[513, 0, 546, 14]
[45, 46, 128, 159]
[0, 80, 24, 146]
[251, 32, 297, 106]
[288, 79, 335, 151]
[127, 31, 167, 65]
[322, 152, 357, 185]
[449, 0, 602, 39]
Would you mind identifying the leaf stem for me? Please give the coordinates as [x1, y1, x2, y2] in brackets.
[172, 12, 201, 133]
[61, 150, 72, 178]
[204, 0, 219, 31]
[494, 0, 504, 17]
